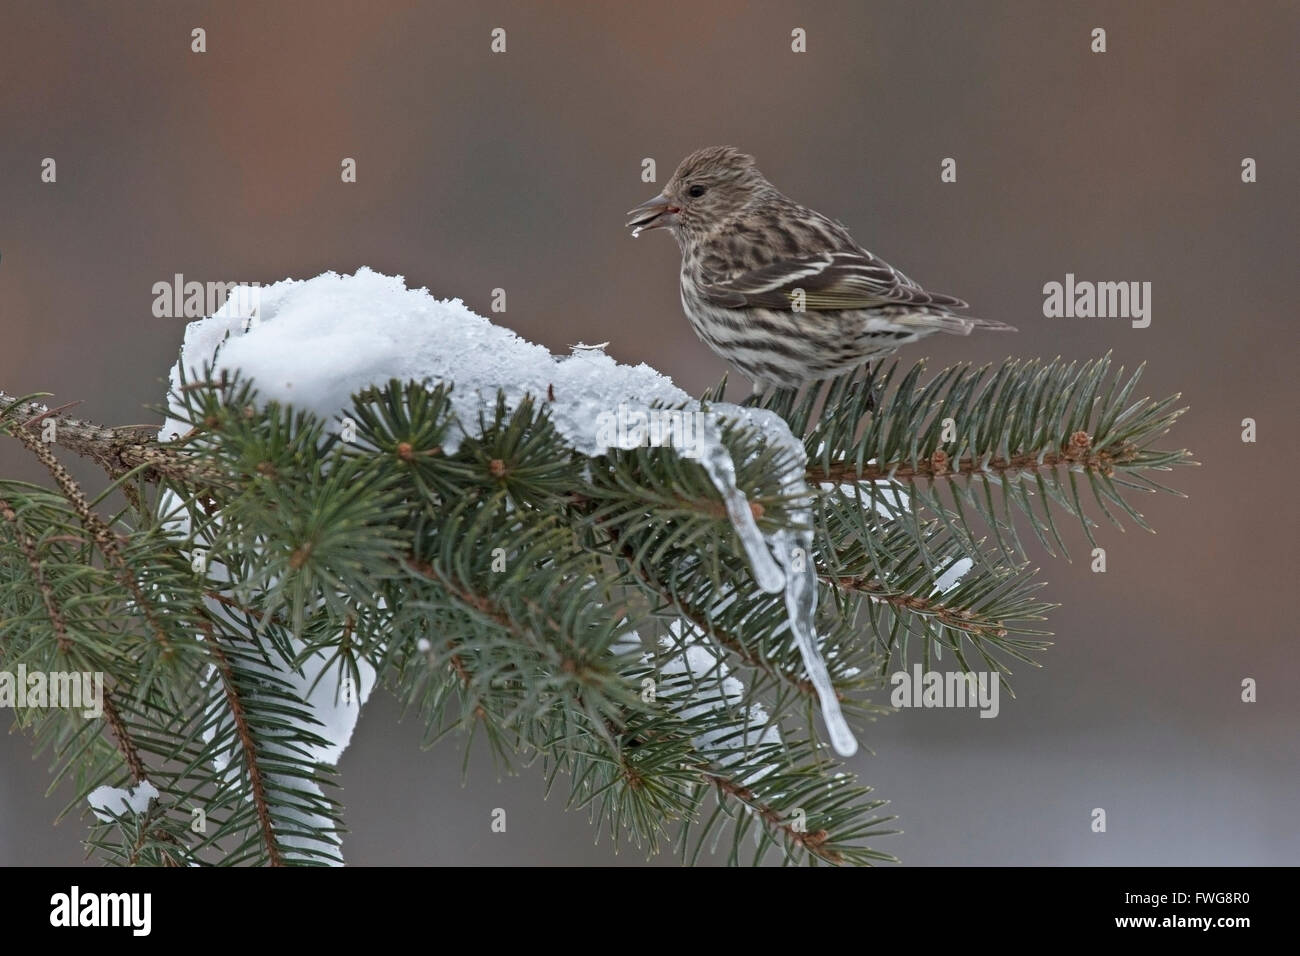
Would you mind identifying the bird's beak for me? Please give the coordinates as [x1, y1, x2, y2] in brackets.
[626, 191, 680, 235]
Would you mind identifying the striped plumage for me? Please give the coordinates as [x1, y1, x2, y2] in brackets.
[627, 146, 1013, 390]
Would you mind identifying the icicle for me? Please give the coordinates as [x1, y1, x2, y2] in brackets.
[706, 407, 860, 757]
[698, 418, 785, 594]
[773, 527, 858, 757]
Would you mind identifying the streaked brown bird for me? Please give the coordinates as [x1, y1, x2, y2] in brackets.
[626, 146, 1014, 391]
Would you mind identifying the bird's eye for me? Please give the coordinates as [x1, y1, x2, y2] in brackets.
[687, 184, 708, 198]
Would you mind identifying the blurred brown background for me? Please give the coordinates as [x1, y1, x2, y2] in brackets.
[1, 0, 1296, 865]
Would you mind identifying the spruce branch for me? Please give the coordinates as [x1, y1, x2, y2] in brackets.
[0, 495, 73, 654]
[2, 389, 348, 865]
[0, 391, 219, 486]
[764, 354, 1195, 561]
[815, 491, 1054, 677]
[602, 519, 837, 707]
[204, 626, 284, 867]
[0, 347, 1191, 866]
[100, 691, 148, 785]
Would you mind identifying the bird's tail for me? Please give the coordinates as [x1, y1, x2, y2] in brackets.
[897, 311, 1017, 336]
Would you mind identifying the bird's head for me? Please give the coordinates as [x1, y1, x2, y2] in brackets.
[626, 146, 770, 242]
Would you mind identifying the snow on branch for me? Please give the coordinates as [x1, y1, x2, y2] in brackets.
[158, 268, 858, 771]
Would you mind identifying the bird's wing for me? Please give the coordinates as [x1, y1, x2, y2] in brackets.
[698, 250, 968, 312]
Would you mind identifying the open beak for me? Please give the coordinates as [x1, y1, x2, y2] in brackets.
[626, 191, 680, 235]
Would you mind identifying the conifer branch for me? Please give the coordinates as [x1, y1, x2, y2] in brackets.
[808, 432, 1133, 485]
[203, 626, 285, 867]
[0, 354, 1189, 866]
[0, 392, 212, 486]
[8, 421, 176, 657]
[822, 571, 1010, 641]
[0, 495, 72, 653]
[602, 521, 832, 704]
[771, 355, 1195, 561]
[702, 765, 843, 864]
[100, 690, 148, 785]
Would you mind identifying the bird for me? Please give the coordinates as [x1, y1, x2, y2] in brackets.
[626, 146, 1014, 392]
